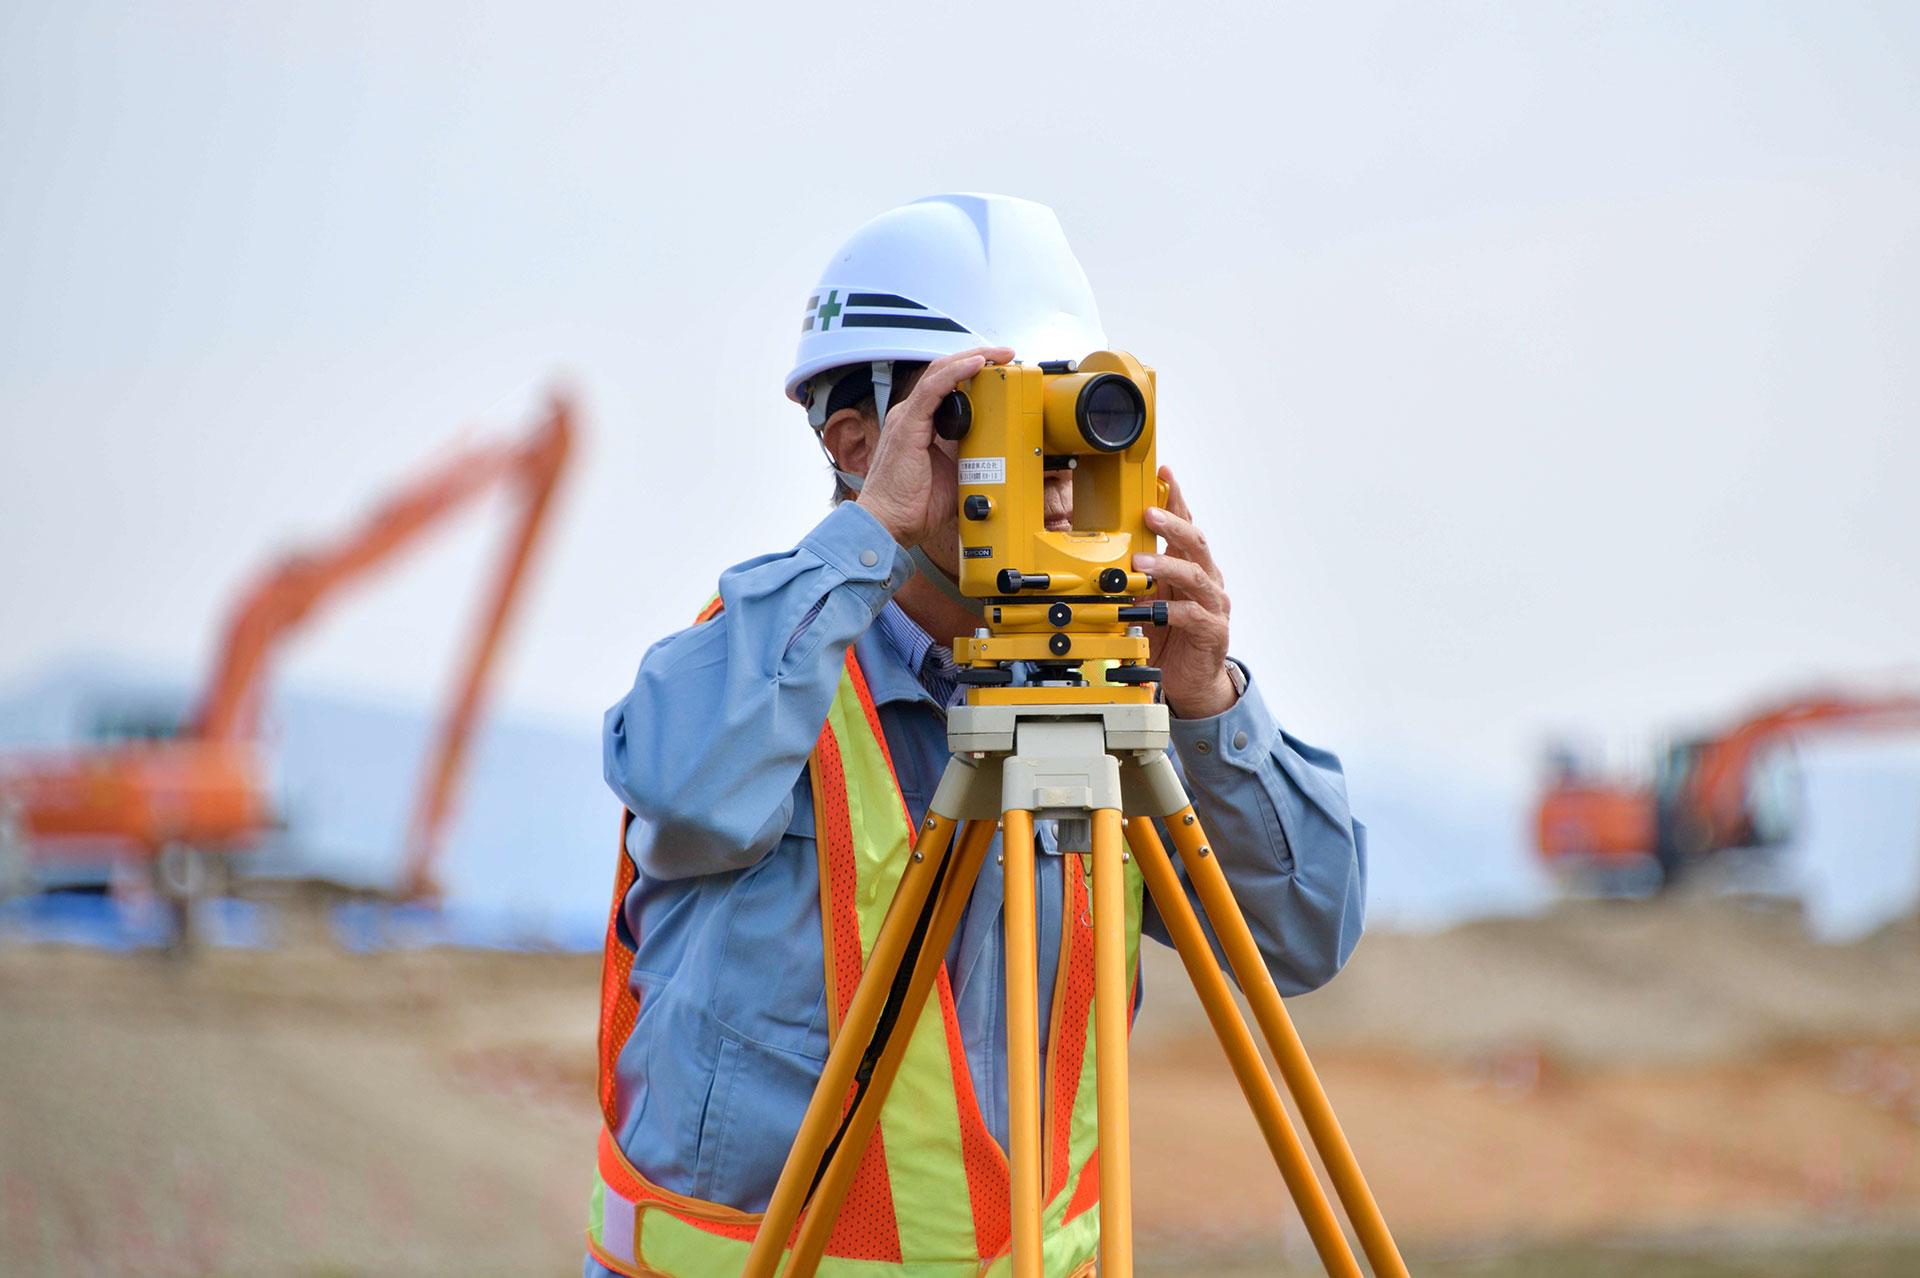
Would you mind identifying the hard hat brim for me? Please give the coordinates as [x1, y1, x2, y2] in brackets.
[785, 336, 982, 405]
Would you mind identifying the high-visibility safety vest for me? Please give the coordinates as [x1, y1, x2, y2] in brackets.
[588, 603, 1145, 1278]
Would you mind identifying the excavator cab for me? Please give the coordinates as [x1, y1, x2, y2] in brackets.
[1651, 739, 1707, 886]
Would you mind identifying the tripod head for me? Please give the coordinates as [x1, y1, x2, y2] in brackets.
[930, 350, 1169, 694]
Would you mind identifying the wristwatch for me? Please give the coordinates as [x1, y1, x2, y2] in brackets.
[1225, 658, 1248, 699]
[1164, 658, 1247, 715]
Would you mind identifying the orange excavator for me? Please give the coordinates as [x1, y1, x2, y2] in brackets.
[1536, 692, 1920, 888]
[0, 394, 574, 913]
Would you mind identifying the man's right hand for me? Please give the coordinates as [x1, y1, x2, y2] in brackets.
[856, 345, 1015, 548]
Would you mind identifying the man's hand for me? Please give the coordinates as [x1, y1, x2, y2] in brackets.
[1133, 466, 1237, 719]
[856, 346, 1015, 548]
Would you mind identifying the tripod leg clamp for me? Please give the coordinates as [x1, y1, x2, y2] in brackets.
[1121, 750, 1190, 818]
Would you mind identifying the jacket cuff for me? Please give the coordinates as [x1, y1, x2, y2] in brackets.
[801, 502, 915, 592]
[1168, 659, 1275, 780]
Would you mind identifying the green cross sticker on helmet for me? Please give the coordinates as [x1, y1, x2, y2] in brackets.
[786, 193, 1108, 405]
[803, 290, 972, 336]
[805, 290, 844, 332]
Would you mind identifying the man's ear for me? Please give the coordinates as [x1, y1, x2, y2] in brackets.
[821, 407, 876, 482]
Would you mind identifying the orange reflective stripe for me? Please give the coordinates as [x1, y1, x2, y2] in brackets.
[812, 725, 867, 1037]
[1064, 1150, 1101, 1223]
[1044, 860, 1095, 1201]
[1058, 963, 1139, 1228]
[598, 1125, 645, 1201]
[599, 812, 642, 1131]
[823, 1124, 904, 1262]
[936, 971, 1011, 1259]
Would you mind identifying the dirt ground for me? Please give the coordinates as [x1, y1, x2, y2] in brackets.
[3, 896, 1919, 1276]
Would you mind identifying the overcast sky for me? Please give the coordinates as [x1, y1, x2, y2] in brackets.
[2, 1, 1916, 797]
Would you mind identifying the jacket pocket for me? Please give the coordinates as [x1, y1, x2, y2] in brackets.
[690, 1034, 742, 1202]
[688, 1030, 830, 1212]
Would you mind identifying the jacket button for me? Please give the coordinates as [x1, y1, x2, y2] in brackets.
[1233, 731, 1249, 750]
[860, 549, 879, 567]
[1194, 739, 1212, 755]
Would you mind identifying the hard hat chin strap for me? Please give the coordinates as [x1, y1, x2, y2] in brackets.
[870, 359, 893, 427]
[909, 546, 986, 619]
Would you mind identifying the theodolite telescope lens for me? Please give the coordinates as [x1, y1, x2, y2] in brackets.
[1076, 375, 1146, 452]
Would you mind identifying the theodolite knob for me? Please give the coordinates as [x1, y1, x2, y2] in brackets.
[1117, 602, 1170, 626]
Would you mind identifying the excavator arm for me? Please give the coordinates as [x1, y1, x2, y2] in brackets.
[1680, 694, 1920, 855]
[0, 395, 574, 901]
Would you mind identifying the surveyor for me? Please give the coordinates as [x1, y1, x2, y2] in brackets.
[584, 194, 1366, 1278]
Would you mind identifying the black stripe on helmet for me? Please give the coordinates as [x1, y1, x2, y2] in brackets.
[845, 293, 926, 310]
[841, 313, 969, 333]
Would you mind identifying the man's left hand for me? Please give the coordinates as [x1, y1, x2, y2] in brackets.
[1132, 466, 1237, 719]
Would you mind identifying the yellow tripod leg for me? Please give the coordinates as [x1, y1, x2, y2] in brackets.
[782, 817, 999, 1278]
[1164, 806, 1410, 1278]
[741, 812, 964, 1278]
[1125, 817, 1362, 1278]
[1091, 808, 1133, 1278]
[1001, 809, 1043, 1278]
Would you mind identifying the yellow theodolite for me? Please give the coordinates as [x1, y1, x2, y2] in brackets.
[936, 351, 1170, 691]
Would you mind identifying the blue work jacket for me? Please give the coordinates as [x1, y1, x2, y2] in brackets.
[590, 501, 1365, 1272]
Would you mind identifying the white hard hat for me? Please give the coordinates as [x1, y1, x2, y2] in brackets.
[785, 193, 1108, 406]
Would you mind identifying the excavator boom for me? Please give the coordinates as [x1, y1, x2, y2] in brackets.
[0, 395, 574, 900]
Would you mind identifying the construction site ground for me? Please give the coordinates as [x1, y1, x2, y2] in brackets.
[4, 896, 1919, 1276]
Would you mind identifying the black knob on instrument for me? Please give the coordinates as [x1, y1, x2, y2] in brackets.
[997, 570, 1051, 594]
[1117, 602, 1170, 626]
[963, 494, 992, 521]
[933, 390, 972, 441]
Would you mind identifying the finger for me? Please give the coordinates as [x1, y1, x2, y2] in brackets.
[1132, 552, 1229, 616]
[1162, 598, 1230, 642]
[898, 346, 1015, 422]
[1143, 505, 1222, 585]
[1158, 465, 1193, 523]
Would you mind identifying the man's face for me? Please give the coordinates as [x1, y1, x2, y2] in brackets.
[918, 457, 1074, 575]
